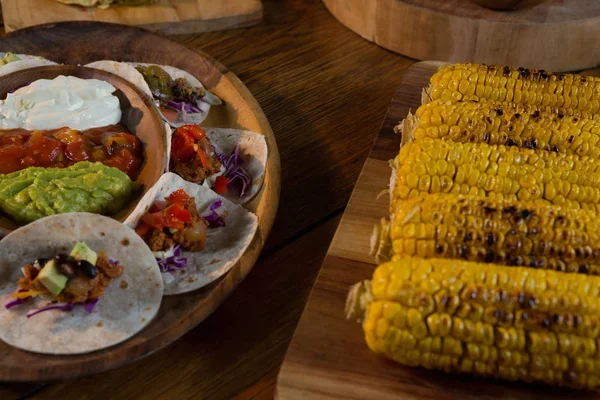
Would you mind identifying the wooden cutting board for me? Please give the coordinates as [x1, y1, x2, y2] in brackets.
[0, 0, 263, 34]
[322, 0, 600, 72]
[276, 61, 599, 399]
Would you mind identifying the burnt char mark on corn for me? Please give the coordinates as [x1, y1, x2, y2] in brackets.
[428, 63, 600, 116]
[393, 139, 600, 213]
[365, 258, 600, 389]
[391, 194, 600, 275]
[411, 99, 600, 158]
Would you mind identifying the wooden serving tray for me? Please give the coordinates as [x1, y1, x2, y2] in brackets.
[276, 61, 597, 399]
[323, 0, 600, 72]
[0, 21, 280, 382]
[0, 0, 263, 35]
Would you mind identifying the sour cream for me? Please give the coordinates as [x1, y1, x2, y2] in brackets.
[0, 75, 121, 130]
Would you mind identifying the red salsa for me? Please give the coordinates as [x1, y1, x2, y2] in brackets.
[0, 124, 143, 179]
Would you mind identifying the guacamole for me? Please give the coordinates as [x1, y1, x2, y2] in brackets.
[0, 162, 138, 223]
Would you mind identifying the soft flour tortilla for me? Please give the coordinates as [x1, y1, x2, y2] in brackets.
[0, 57, 57, 78]
[132, 63, 222, 107]
[85, 60, 153, 98]
[124, 173, 258, 295]
[84, 60, 221, 127]
[165, 127, 268, 204]
[204, 128, 268, 204]
[0, 213, 163, 355]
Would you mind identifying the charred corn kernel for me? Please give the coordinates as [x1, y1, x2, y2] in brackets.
[408, 99, 600, 158]
[348, 257, 600, 389]
[429, 63, 600, 115]
[389, 194, 600, 275]
[392, 139, 600, 212]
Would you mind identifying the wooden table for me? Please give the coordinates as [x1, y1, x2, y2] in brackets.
[0, 0, 415, 398]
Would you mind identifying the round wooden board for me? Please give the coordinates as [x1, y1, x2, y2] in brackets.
[323, 0, 600, 72]
[0, 21, 280, 382]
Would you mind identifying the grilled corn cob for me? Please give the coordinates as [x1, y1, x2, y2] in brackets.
[392, 139, 600, 212]
[388, 194, 600, 274]
[403, 99, 600, 158]
[346, 257, 600, 389]
[427, 63, 600, 114]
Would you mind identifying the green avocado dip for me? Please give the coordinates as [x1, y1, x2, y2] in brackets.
[0, 161, 138, 224]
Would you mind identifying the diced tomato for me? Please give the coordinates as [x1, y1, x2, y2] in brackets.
[149, 200, 168, 213]
[64, 142, 90, 162]
[135, 221, 153, 237]
[140, 207, 188, 231]
[141, 212, 162, 229]
[166, 204, 192, 223]
[176, 125, 206, 141]
[214, 176, 229, 194]
[196, 147, 207, 168]
[165, 189, 190, 206]
[27, 136, 65, 165]
[171, 133, 196, 162]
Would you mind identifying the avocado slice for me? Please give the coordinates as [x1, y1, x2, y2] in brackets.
[37, 260, 68, 296]
[70, 242, 97, 266]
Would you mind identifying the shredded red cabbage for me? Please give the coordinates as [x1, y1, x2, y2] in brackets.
[214, 146, 251, 198]
[21, 298, 99, 318]
[4, 297, 26, 309]
[156, 245, 188, 273]
[26, 302, 74, 318]
[202, 199, 226, 228]
[83, 298, 99, 313]
[4, 289, 29, 310]
[165, 100, 202, 114]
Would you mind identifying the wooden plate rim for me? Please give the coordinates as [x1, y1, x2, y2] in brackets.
[0, 21, 280, 382]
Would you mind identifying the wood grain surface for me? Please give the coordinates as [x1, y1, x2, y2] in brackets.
[0, 20, 281, 383]
[322, 0, 600, 71]
[0, 0, 416, 398]
[0, 0, 263, 35]
[276, 61, 600, 399]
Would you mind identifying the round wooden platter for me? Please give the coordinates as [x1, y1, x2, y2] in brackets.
[323, 0, 600, 72]
[0, 21, 280, 382]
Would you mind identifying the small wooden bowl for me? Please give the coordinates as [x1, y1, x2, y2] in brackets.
[0, 65, 167, 234]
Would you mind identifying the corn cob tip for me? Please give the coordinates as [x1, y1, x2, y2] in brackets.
[345, 280, 372, 322]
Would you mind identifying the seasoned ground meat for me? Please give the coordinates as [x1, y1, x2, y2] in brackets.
[146, 230, 177, 253]
[172, 77, 205, 103]
[18, 264, 45, 292]
[57, 251, 122, 303]
[18, 251, 123, 303]
[172, 150, 221, 183]
[145, 197, 208, 252]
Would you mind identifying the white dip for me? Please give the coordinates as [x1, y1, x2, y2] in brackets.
[0, 75, 121, 130]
